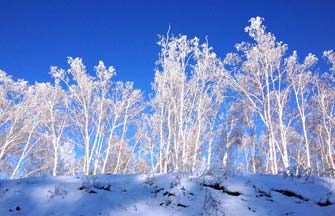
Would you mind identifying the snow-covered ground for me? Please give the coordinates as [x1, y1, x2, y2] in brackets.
[0, 173, 334, 216]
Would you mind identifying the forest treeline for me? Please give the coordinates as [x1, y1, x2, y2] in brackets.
[1, 17, 334, 179]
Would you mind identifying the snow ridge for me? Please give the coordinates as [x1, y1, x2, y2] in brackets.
[0, 174, 334, 216]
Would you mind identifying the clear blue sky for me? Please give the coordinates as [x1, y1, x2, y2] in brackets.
[0, 0, 334, 92]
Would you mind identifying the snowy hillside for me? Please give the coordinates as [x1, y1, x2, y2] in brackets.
[0, 174, 334, 216]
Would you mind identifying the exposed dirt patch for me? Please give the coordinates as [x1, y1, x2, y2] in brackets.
[78, 184, 111, 194]
[317, 199, 333, 207]
[177, 203, 188, 208]
[160, 200, 172, 206]
[202, 183, 241, 196]
[163, 191, 175, 197]
[273, 189, 309, 201]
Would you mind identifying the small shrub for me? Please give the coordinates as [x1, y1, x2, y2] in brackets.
[48, 184, 67, 199]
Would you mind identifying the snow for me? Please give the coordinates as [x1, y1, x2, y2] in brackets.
[0, 173, 334, 216]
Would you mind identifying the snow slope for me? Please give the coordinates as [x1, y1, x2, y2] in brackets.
[0, 173, 334, 216]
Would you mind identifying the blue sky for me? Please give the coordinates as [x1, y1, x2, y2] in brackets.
[0, 0, 334, 93]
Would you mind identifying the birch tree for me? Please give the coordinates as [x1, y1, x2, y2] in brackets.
[312, 52, 335, 176]
[150, 34, 225, 173]
[222, 17, 306, 173]
[34, 82, 68, 176]
[51, 58, 143, 175]
[286, 51, 318, 169]
[0, 71, 28, 176]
